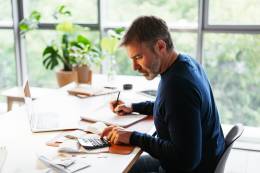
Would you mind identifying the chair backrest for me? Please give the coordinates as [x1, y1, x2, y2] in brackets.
[214, 124, 244, 173]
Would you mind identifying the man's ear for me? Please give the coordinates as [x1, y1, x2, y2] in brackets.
[154, 39, 167, 54]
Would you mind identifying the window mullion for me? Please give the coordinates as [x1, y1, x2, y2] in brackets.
[11, 0, 27, 86]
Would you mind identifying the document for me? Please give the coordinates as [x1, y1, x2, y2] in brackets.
[81, 105, 147, 127]
[39, 155, 90, 173]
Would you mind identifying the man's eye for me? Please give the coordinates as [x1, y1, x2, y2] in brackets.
[135, 55, 142, 60]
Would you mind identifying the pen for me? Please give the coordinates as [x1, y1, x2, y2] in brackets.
[116, 91, 121, 106]
[115, 91, 122, 113]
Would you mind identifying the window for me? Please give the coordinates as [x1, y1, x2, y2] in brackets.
[0, 30, 16, 101]
[0, 0, 12, 24]
[172, 32, 197, 58]
[203, 33, 260, 126]
[104, 0, 197, 27]
[0, 0, 15, 102]
[25, 30, 57, 87]
[26, 0, 98, 23]
[113, 49, 139, 76]
[209, 0, 260, 25]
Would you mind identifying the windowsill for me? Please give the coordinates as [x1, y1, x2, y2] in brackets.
[222, 124, 260, 151]
[92, 74, 160, 91]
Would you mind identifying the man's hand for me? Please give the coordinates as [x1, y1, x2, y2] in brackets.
[101, 126, 133, 145]
[109, 100, 133, 116]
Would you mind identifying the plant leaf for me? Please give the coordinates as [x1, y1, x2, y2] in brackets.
[42, 46, 60, 70]
[77, 35, 91, 46]
[30, 11, 41, 21]
[101, 37, 119, 54]
[56, 21, 74, 33]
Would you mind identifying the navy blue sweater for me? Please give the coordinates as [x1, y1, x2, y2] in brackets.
[130, 54, 225, 173]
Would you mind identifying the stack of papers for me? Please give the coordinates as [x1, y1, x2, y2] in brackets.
[83, 122, 107, 134]
[39, 155, 90, 173]
[67, 85, 119, 97]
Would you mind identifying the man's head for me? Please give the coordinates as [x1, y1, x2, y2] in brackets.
[121, 16, 174, 80]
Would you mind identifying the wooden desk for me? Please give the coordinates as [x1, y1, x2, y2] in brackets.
[0, 92, 155, 173]
[1, 87, 57, 111]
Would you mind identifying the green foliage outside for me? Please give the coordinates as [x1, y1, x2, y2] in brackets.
[105, 0, 197, 25]
[100, 28, 125, 79]
[209, 0, 260, 25]
[0, 0, 12, 21]
[26, 0, 97, 23]
[204, 34, 260, 126]
[0, 30, 16, 101]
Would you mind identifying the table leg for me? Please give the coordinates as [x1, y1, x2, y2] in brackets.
[7, 97, 13, 112]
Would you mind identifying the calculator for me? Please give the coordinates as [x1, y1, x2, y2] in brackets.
[78, 137, 110, 150]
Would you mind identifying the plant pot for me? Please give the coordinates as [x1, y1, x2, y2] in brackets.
[74, 65, 92, 84]
[56, 70, 78, 87]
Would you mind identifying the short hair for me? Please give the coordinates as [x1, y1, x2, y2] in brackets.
[120, 16, 174, 51]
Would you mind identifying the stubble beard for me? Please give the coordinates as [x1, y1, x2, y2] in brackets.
[143, 56, 160, 80]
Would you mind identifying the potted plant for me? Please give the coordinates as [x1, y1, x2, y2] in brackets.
[69, 34, 101, 84]
[19, 5, 101, 87]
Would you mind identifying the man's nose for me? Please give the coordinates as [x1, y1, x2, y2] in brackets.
[132, 61, 140, 71]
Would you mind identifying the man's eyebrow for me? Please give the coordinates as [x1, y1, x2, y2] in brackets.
[130, 54, 141, 60]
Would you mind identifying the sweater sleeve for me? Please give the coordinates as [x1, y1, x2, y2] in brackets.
[131, 101, 154, 115]
[130, 80, 202, 172]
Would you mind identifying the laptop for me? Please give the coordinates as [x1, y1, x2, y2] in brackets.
[23, 80, 79, 132]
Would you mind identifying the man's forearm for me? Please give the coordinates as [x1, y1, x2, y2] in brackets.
[131, 101, 154, 115]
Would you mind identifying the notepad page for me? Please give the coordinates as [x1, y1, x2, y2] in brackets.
[81, 105, 147, 127]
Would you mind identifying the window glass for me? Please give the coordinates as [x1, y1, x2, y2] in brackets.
[0, 30, 16, 101]
[26, 0, 97, 23]
[114, 48, 139, 76]
[209, 0, 260, 25]
[0, 0, 12, 23]
[203, 33, 260, 126]
[25, 30, 99, 87]
[172, 32, 197, 58]
[104, 0, 197, 27]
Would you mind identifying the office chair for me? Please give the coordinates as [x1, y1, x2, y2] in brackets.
[215, 124, 244, 173]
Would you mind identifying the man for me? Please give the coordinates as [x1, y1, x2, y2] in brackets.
[101, 16, 225, 173]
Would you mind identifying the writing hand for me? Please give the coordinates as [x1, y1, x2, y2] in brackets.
[109, 100, 133, 116]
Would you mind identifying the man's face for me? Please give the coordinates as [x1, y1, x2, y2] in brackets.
[126, 42, 161, 80]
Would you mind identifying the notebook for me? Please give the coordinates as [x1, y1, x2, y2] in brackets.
[23, 80, 79, 132]
[138, 89, 157, 97]
[80, 105, 147, 127]
[67, 85, 119, 97]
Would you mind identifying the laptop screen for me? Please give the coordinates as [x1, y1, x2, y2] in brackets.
[23, 79, 31, 98]
[22, 79, 79, 132]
